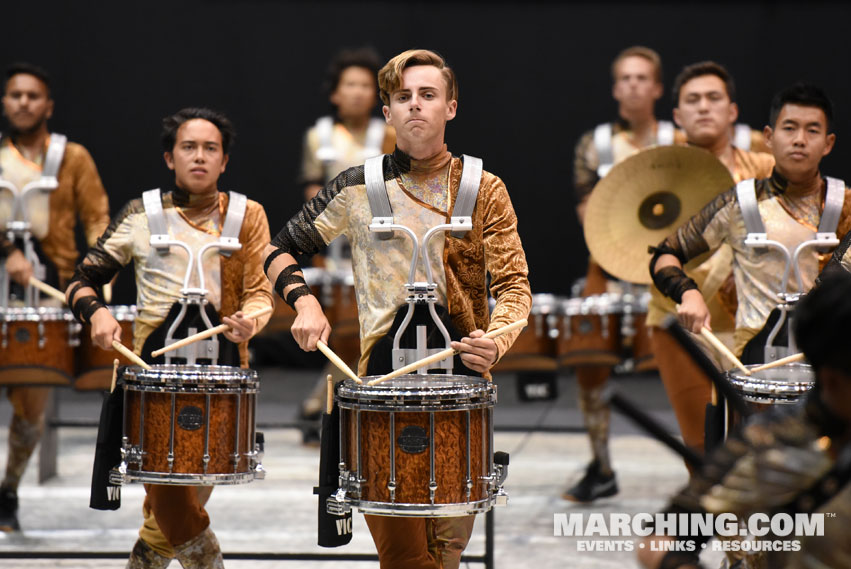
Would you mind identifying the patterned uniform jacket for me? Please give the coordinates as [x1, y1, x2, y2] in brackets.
[72, 190, 273, 368]
[271, 148, 532, 376]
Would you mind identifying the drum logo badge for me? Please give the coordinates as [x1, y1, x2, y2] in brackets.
[177, 406, 204, 431]
[397, 426, 428, 454]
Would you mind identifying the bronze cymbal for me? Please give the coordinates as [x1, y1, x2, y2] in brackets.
[584, 145, 734, 284]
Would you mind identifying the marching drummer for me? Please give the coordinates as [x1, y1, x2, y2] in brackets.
[66, 108, 273, 567]
[0, 62, 111, 532]
[264, 49, 531, 569]
[650, 83, 851, 362]
[294, 47, 395, 445]
[646, 62, 774, 468]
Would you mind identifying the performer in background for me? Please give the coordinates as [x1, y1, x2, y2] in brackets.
[66, 108, 273, 568]
[566, 45, 681, 502]
[0, 62, 110, 531]
[647, 61, 774, 468]
[264, 49, 531, 569]
[638, 270, 851, 569]
[650, 84, 851, 360]
[296, 47, 395, 444]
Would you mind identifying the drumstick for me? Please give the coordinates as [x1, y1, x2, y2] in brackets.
[28, 276, 66, 304]
[326, 374, 334, 415]
[317, 340, 362, 384]
[110, 359, 120, 393]
[700, 327, 751, 376]
[749, 352, 805, 373]
[112, 340, 151, 370]
[150, 306, 274, 357]
[368, 319, 528, 386]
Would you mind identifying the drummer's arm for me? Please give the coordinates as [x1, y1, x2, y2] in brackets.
[66, 258, 123, 350]
[650, 246, 710, 334]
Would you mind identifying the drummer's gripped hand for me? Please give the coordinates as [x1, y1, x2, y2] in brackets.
[223, 311, 256, 344]
[452, 330, 498, 374]
[5, 249, 33, 286]
[90, 308, 122, 351]
[678, 289, 711, 334]
[291, 294, 331, 351]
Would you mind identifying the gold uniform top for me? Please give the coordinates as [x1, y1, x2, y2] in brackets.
[0, 136, 110, 285]
[646, 146, 776, 330]
[299, 120, 396, 187]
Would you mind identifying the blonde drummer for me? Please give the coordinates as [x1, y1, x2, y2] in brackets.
[264, 49, 531, 569]
[0, 63, 110, 532]
[66, 108, 273, 568]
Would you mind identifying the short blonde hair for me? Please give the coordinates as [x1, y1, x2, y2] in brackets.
[378, 49, 458, 105]
[611, 46, 663, 84]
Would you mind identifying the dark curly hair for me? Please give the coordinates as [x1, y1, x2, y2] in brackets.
[161, 107, 235, 154]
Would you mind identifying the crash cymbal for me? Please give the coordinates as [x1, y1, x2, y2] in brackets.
[584, 146, 734, 284]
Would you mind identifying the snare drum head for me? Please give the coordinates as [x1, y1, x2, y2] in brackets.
[727, 363, 814, 402]
[339, 374, 496, 408]
[121, 364, 259, 392]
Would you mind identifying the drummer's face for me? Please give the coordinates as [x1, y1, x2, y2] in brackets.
[164, 119, 229, 195]
[612, 56, 662, 113]
[2, 73, 53, 134]
[765, 104, 835, 182]
[674, 75, 738, 147]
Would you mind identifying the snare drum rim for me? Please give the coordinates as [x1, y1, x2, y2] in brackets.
[348, 497, 495, 517]
[726, 362, 814, 398]
[337, 376, 496, 408]
[121, 364, 259, 393]
[0, 306, 76, 322]
[108, 305, 137, 321]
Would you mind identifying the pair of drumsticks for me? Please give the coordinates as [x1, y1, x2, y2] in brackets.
[698, 327, 806, 374]
[317, 319, 529, 386]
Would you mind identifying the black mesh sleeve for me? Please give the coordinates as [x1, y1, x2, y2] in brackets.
[649, 244, 698, 303]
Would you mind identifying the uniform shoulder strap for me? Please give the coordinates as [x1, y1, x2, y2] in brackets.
[450, 155, 483, 238]
[735, 178, 765, 235]
[657, 121, 675, 146]
[142, 188, 170, 252]
[593, 123, 614, 178]
[364, 155, 394, 240]
[315, 116, 336, 162]
[820, 177, 846, 234]
[219, 191, 247, 257]
[363, 118, 386, 158]
[734, 124, 752, 151]
[42, 133, 67, 179]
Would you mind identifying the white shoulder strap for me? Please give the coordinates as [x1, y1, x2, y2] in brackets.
[42, 133, 67, 179]
[363, 118, 386, 159]
[657, 121, 675, 146]
[219, 191, 247, 257]
[593, 123, 614, 178]
[735, 178, 764, 235]
[364, 155, 394, 240]
[450, 155, 483, 238]
[142, 188, 170, 253]
[820, 177, 846, 234]
[315, 116, 336, 162]
[734, 124, 752, 151]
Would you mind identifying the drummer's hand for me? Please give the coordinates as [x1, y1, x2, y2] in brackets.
[90, 308, 122, 350]
[291, 294, 331, 351]
[5, 249, 33, 286]
[678, 289, 711, 334]
[452, 330, 498, 374]
[222, 311, 256, 343]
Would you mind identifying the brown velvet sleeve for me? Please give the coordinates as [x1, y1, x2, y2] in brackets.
[67, 143, 111, 246]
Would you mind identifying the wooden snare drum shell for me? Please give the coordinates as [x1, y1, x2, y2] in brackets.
[491, 294, 559, 373]
[628, 314, 658, 372]
[0, 309, 77, 386]
[556, 298, 621, 368]
[342, 407, 489, 506]
[124, 388, 256, 477]
[75, 307, 136, 390]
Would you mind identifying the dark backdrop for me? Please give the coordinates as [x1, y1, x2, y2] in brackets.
[3, 1, 849, 303]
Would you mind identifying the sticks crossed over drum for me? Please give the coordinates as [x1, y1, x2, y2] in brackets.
[150, 306, 273, 358]
[750, 352, 805, 373]
[368, 319, 528, 386]
[700, 327, 751, 376]
[111, 341, 151, 370]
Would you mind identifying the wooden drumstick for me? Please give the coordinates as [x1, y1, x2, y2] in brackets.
[700, 327, 751, 376]
[368, 319, 528, 386]
[28, 276, 67, 304]
[326, 374, 334, 415]
[749, 352, 805, 373]
[316, 340, 362, 384]
[110, 359, 120, 393]
[150, 306, 274, 357]
[112, 340, 151, 370]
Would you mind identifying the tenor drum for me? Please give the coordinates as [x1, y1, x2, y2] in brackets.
[0, 307, 79, 386]
[331, 375, 508, 517]
[556, 294, 622, 367]
[491, 294, 560, 372]
[75, 305, 137, 390]
[112, 364, 264, 485]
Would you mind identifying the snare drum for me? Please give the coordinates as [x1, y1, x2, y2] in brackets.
[618, 292, 657, 372]
[491, 294, 560, 373]
[331, 375, 507, 517]
[75, 305, 136, 390]
[556, 294, 622, 367]
[726, 363, 814, 412]
[321, 270, 360, 366]
[112, 364, 264, 485]
[0, 307, 80, 386]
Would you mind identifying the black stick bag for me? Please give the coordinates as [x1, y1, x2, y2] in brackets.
[314, 387, 352, 547]
[90, 381, 124, 510]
